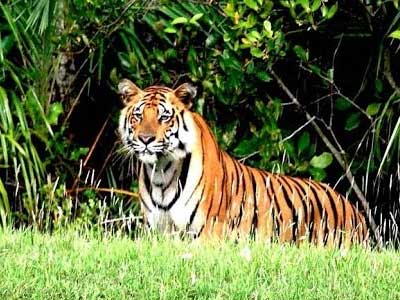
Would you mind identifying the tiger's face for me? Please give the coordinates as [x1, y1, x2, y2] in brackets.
[118, 79, 197, 164]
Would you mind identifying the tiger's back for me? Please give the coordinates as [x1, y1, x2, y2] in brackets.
[118, 79, 368, 247]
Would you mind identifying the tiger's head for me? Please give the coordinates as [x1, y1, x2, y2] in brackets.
[118, 79, 197, 165]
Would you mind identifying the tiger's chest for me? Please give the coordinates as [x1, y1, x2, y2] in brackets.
[139, 160, 198, 232]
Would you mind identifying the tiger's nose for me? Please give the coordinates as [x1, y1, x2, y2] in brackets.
[138, 134, 156, 145]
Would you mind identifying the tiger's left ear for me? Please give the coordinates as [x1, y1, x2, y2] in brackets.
[118, 79, 144, 105]
[174, 83, 197, 108]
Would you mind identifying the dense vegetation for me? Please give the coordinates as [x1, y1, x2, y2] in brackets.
[0, 0, 399, 245]
[1, 229, 400, 300]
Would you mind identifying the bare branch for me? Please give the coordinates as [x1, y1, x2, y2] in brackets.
[281, 117, 316, 143]
[270, 68, 381, 246]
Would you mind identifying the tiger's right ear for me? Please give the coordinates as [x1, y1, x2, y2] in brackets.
[118, 79, 144, 105]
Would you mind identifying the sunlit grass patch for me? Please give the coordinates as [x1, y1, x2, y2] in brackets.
[0, 229, 399, 300]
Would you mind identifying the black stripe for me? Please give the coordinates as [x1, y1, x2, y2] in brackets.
[180, 111, 188, 131]
[140, 198, 151, 212]
[291, 178, 315, 242]
[350, 205, 356, 234]
[267, 176, 281, 238]
[232, 159, 240, 195]
[285, 177, 310, 237]
[158, 102, 166, 111]
[143, 168, 160, 209]
[235, 164, 247, 228]
[312, 182, 338, 235]
[179, 154, 191, 193]
[249, 171, 258, 237]
[164, 161, 172, 174]
[307, 181, 330, 245]
[327, 188, 343, 246]
[188, 187, 205, 228]
[337, 194, 345, 247]
[276, 176, 298, 241]
[143, 167, 152, 194]
[195, 224, 205, 238]
[151, 154, 192, 211]
[215, 151, 226, 218]
[161, 169, 177, 192]
[144, 87, 171, 93]
[183, 139, 205, 206]
[303, 180, 322, 243]
[136, 101, 146, 111]
[178, 141, 185, 151]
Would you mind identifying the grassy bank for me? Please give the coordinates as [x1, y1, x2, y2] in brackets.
[0, 230, 399, 300]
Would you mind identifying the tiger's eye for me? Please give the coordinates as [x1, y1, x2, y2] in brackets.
[160, 114, 171, 121]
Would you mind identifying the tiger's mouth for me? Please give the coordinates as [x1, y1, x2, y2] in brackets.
[126, 138, 177, 164]
[122, 130, 186, 164]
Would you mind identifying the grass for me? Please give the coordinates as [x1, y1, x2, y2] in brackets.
[0, 229, 400, 300]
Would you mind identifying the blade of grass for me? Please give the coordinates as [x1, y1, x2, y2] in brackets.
[377, 116, 400, 176]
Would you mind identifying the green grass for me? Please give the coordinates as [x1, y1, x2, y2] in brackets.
[0, 230, 399, 300]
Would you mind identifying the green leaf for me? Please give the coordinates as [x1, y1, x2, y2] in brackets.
[70, 147, 89, 161]
[326, 3, 338, 19]
[205, 33, 218, 48]
[297, 0, 309, 9]
[311, 0, 321, 11]
[189, 13, 203, 24]
[389, 30, 400, 40]
[47, 102, 63, 125]
[310, 152, 333, 169]
[345, 112, 361, 131]
[171, 17, 188, 25]
[375, 79, 383, 93]
[293, 45, 308, 62]
[281, 1, 291, 8]
[283, 140, 295, 157]
[327, 68, 334, 82]
[164, 27, 177, 34]
[256, 71, 272, 82]
[247, 30, 262, 43]
[321, 5, 328, 17]
[250, 47, 263, 58]
[309, 64, 321, 76]
[298, 131, 310, 155]
[263, 20, 273, 38]
[366, 103, 381, 116]
[234, 137, 260, 156]
[309, 167, 327, 181]
[244, 0, 259, 11]
[244, 13, 257, 29]
[335, 97, 352, 111]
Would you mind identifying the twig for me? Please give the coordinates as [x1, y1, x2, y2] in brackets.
[101, 215, 142, 225]
[239, 151, 260, 163]
[95, 141, 119, 183]
[270, 68, 381, 246]
[67, 187, 139, 199]
[281, 116, 316, 143]
[71, 115, 111, 191]
[383, 48, 400, 94]
[62, 79, 89, 127]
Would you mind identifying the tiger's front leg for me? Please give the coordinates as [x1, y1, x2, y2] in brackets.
[143, 207, 175, 233]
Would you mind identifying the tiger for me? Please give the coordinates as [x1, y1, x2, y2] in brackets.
[118, 79, 368, 247]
